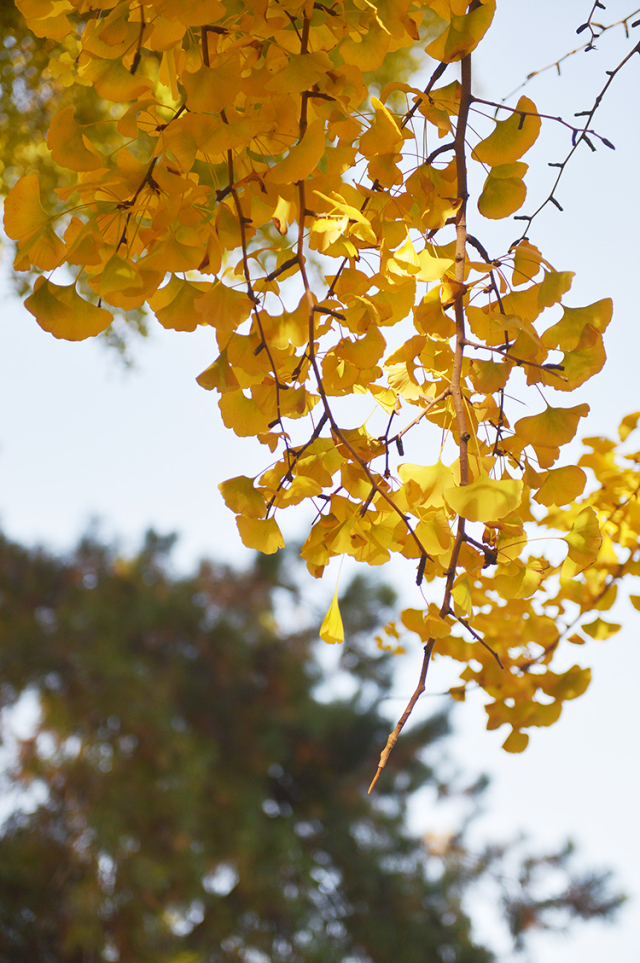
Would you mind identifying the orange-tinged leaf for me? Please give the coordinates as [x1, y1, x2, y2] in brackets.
[149, 275, 211, 332]
[619, 411, 640, 442]
[218, 390, 272, 436]
[533, 465, 586, 508]
[562, 507, 602, 579]
[444, 474, 522, 523]
[266, 119, 325, 185]
[502, 729, 529, 753]
[478, 163, 527, 219]
[472, 96, 541, 165]
[25, 277, 112, 341]
[320, 590, 344, 644]
[236, 515, 284, 554]
[80, 55, 152, 102]
[3, 174, 49, 241]
[47, 106, 103, 172]
[219, 476, 266, 519]
[99, 255, 145, 297]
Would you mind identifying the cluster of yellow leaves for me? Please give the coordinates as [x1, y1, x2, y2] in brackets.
[6, 0, 630, 753]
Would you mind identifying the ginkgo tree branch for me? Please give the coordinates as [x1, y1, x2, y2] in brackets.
[368, 638, 436, 794]
[513, 37, 640, 236]
[11, 0, 634, 779]
[501, 7, 640, 101]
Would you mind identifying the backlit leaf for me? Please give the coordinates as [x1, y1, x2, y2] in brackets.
[236, 516, 284, 555]
[562, 507, 602, 579]
[25, 277, 112, 341]
[444, 474, 522, 523]
[320, 590, 344, 645]
[219, 476, 266, 519]
[472, 96, 541, 165]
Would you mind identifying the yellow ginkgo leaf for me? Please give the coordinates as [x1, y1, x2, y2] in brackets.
[542, 298, 613, 351]
[47, 106, 103, 172]
[502, 729, 529, 753]
[581, 617, 621, 641]
[537, 665, 591, 701]
[561, 507, 602, 579]
[25, 277, 112, 341]
[194, 282, 253, 348]
[515, 403, 590, 450]
[619, 411, 640, 442]
[219, 476, 266, 519]
[533, 465, 586, 508]
[265, 51, 333, 95]
[149, 275, 211, 332]
[478, 163, 527, 219]
[235, 516, 284, 555]
[472, 96, 541, 166]
[3, 174, 49, 241]
[444, 474, 522, 523]
[319, 590, 344, 645]
[426, 0, 496, 63]
[266, 120, 325, 185]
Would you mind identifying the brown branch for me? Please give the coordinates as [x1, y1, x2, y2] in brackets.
[501, 7, 640, 100]
[453, 614, 504, 668]
[512, 38, 640, 238]
[462, 338, 568, 381]
[368, 639, 435, 794]
[387, 388, 450, 446]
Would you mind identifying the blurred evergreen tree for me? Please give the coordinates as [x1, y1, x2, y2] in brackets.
[0, 531, 624, 963]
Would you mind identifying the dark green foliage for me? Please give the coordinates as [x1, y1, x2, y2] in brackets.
[0, 532, 624, 963]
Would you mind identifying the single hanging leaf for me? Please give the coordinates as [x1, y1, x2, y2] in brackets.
[472, 96, 541, 165]
[478, 163, 527, 219]
[320, 590, 344, 645]
[562, 507, 602, 579]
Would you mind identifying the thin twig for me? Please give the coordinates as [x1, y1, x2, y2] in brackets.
[368, 640, 435, 794]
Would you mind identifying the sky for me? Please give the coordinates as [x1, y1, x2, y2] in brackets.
[1, 2, 640, 961]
